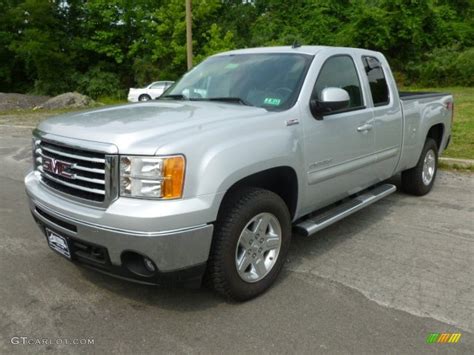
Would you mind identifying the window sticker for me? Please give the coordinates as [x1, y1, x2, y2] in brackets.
[225, 63, 239, 69]
[263, 97, 281, 106]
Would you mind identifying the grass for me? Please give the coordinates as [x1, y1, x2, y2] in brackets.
[438, 160, 474, 173]
[96, 96, 128, 105]
[402, 87, 474, 159]
[0, 97, 127, 127]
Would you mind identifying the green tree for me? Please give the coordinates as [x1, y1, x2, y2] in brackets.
[8, 0, 78, 94]
[1, 0, 473, 96]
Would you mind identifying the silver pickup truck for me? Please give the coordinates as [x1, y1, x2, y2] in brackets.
[25, 46, 453, 301]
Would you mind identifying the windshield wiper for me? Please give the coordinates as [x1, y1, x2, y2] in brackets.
[200, 97, 252, 106]
[161, 95, 253, 106]
[160, 94, 187, 100]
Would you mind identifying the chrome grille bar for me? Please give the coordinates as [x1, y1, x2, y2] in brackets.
[39, 167, 106, 195]
[39, 151, 106, 174]
[33, 138, 116, 205]
[41, 145, 106, 163]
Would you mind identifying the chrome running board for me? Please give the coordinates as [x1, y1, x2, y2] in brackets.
[294, 184, 396, 237]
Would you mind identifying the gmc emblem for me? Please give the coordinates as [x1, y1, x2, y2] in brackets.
[43, 157, 74, 179]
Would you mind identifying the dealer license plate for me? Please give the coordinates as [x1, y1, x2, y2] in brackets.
[46, 228, 71, 259]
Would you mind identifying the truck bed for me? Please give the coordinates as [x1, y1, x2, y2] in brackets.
[399, 91, 450, 101]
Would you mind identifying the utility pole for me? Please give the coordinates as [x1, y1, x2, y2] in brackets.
[186, 0, 193, 70]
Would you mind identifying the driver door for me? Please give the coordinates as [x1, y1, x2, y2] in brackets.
[302, 55, 377, 211]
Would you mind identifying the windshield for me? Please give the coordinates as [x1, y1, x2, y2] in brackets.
[162, 53, 313, 110]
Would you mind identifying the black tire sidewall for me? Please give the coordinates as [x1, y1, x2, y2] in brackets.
[212, 189, 291, 301]
[139, 94, 151, 101]
[403, 138, 438, 195]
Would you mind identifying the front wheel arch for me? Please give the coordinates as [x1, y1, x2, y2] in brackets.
[218, 166, 299, 220]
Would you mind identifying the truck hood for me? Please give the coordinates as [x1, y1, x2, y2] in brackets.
[37, 101, 269, 154]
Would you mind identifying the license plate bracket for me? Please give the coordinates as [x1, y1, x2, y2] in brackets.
[46, 228, 71, 259]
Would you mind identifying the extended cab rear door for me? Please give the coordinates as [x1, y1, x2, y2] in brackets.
[359, 55, 403, 180]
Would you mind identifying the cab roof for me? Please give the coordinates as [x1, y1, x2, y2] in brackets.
[214, 45, 382, 58]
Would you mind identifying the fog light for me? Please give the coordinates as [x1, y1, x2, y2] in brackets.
[122, 251, 157, 277]
[143, 257, 156, 272]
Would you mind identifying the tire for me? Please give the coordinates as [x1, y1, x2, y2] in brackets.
[138, 94, 151, 102]
[206, 187, 291, 301]
[401, 138, 438, 196]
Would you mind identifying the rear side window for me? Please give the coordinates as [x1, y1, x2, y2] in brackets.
[363, 56, 389, 106]
[313, 55, 363, 109]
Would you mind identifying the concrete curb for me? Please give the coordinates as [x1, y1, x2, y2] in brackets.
[439, 157, 474, 169]
[0, 124, 35, 129]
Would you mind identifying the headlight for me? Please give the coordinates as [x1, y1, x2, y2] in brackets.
[32, 138, 41, 170]
[120, 155, 185, 199]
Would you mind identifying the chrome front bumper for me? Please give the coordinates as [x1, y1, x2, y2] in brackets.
[25, 171, 215, 284]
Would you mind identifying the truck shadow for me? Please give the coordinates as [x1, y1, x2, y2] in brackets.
[77, 266, 222, 311]
[281, 174, 402, 276]
[77, 176, 405, 310]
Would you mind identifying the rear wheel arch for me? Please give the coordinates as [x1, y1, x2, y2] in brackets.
[138, 94, 151, 101]
[426, 123, 444, 151]
[402, 138, 438, 196]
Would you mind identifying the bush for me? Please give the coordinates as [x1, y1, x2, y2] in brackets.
[455, 48, 474, 86]
[409, 46, 474, 86]
[132, 57, 162, 88]
[74, 66, 124, 99]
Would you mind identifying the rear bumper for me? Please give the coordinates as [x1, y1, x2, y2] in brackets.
[25, 171, 215, 286]
[127, 94, 138, 102]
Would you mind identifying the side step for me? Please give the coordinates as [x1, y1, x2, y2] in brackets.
[294, 184, 396, 237]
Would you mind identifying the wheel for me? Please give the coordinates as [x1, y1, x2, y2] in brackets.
[401, 138, 438, 196]
[206, 188, 291, 301]
[138, 94, 151, 102]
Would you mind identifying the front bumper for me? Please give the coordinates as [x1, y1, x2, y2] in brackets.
[25, 171, 215, 286]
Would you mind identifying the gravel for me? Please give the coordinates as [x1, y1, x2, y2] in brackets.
[0, 93, 50, 111]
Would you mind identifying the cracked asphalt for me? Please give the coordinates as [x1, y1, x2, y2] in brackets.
[0, 125, 473, 354]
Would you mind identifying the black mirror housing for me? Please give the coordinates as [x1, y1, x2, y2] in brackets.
[310, 98, 350, 120]
[309, 87, 350, 119]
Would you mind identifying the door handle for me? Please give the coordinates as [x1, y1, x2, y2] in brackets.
[357, 123, 373, 132]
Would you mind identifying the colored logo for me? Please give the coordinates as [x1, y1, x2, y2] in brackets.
[426, 333, 462, 344]
[43, 157, 74, 179]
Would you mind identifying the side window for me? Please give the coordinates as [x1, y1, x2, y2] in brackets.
[313, 55, 363, 109]
[363, 56, 389, 106]
[151, 83, 165, 89]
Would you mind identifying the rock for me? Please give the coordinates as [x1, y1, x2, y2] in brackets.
[36, 92, 94, 110]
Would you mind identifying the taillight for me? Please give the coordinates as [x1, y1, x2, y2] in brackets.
[446, 102, 454, 124]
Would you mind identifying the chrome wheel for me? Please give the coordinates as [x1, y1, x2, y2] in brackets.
[422, 149, 436, 186]
[235, 212, 282, 283]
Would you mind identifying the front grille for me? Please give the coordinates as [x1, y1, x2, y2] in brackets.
[34, 139, 112, 204]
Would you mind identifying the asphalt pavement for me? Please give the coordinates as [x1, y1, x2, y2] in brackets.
[0, 125, 472, 354]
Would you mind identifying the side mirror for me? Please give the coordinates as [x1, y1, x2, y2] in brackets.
[310, 87, 350, 120]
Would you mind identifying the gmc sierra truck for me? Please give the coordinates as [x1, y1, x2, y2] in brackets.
[25, 46, 453, 301]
